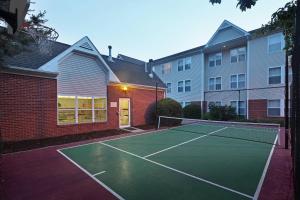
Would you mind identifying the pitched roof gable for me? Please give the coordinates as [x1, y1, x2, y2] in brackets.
[206, 20, 249, 47]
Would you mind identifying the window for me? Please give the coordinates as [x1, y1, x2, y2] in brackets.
[178, 59, 184, 71]
[162, 63, 171, 74]
[238, 74, 246, 88]
[268, 100, 281, 116]
[268, 34, 282, 53]
[78, 97, 93, 123]
[215, 77, 222, 90]
[185, 80, 191, 92]
[230, 47, 246, 63]
[209, 78, 215, 91]
[209, 77, 222, 91]
[58, 96, 107, 124]
[94, 97, 107, 122]
[178, 81, 183, 92]
[185, 57, 192, 70]
[230, 101, 246, 116]
[208, 53, 222, 67]
[166, 83, 172, 93]
[58, 96, 76, 124]
[269, 67, 282, 84]
[231, 74, 246, 89]
[231, 75, 237, 89]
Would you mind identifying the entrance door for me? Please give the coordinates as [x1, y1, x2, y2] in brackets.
[119, 98, 130, 128]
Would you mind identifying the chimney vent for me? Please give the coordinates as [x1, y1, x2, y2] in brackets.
[108, 45, 113, 62]
[148, 59, 153, 78]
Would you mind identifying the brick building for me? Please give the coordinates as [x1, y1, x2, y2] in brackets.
[0, 37, 165, 141]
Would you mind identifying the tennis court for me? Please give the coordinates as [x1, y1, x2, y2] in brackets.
[58, 117, 279, 200]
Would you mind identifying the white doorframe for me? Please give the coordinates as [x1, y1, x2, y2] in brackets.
[119, 98, 131, 128]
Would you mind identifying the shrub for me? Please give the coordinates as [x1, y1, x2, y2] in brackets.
[183, 103, 202, 119]
[208, 105, 237, 121]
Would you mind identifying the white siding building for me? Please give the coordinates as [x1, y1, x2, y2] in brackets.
[152, 20, 288, 119]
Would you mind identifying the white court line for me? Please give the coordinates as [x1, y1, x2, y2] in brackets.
[57, 150, 125, 200]
[93, 171, 106, 177]
[100, 142, 253, 199]
[253, 134, 278, 200]
[143, 127, 228, 158]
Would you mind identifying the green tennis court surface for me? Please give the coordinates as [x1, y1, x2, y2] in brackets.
[59, 123, 278, 200]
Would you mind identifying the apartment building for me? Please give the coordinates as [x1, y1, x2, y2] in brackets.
[152, 20, 287, 119]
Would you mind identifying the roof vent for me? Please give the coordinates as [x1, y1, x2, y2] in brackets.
[80, 42, 93, 51]
[148, 59, 153, 79]
[108, 45, 113, 62]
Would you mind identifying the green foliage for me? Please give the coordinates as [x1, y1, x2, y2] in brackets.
[157, 98, 183, 117]
[0, 10, 55, 66]
[206, 105, 237, 121]
[183, 103, 202, 119]
[209, 0, 257, 11]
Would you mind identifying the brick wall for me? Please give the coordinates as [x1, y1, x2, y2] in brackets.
[248, 99, 268, 119]
[108, 84, 165, 126]
[0, 73, 165, 141]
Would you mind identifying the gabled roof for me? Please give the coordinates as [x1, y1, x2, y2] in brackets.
[117, 54, 145, 65]
[152, 45, 204, 65]
[3, 41, 70, 69]
[102, 55, 165, 88]
[2, 37, 165, 88]
[206, 20, 249, 47]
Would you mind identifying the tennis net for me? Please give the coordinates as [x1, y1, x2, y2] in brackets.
[157, 116, 280, 145]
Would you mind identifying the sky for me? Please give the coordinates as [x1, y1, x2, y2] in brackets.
[30, 0, 287, 61]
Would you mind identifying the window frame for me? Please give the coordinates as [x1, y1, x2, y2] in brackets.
[178, 81, 184, 93]
[268, 66, 282, 85]
[57, 95, 107, 125]
[230, 100, 246, 116]
[177, 59, 184, 72]
[208, 77, 222, 91]
[230, 47, 246, 63]
[208, 52, 222, 67]
[184, 57, 192, 70]
[268, 33, 283, 54]
[166, 82, 172, 93]
[267, 99, 281, 117]
[185, 80, 191, 92]
[230, 74, 246, 89]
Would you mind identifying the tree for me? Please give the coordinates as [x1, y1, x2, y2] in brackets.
[0, 10, 57, 66]
[210, 0, 300, 198]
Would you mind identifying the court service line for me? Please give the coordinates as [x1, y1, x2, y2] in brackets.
[143, 127, 228, 158]
[93, 171, 106, 177]
[253, 134, 278, 200]
[100, 142, 253, 199]
[57, 150, 125, 200]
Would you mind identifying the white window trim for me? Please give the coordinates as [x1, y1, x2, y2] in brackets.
[178, 81, 184, 93]
[267, 99, 282, 117]
[184, 57, 192, 70]
[166, 82, 172, 93]
[267, 33, 284, 54]
[230, 73, 246, 89]
[230, 47, 246, 63]
[177, 59, 184, 72]
[208, 52, 222, 67]
[268, 66, 283, 85]
[230, 100, 246, 116]
[57, 95, 107, 125]
[208, 77, 222, 91]
[184, 79, 191, 92]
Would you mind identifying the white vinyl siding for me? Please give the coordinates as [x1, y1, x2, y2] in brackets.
[208, 53, 222, 67]
[267, 99, 281, 116]
[230, 47, 246, 63]
[268, 34, 283, 53]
